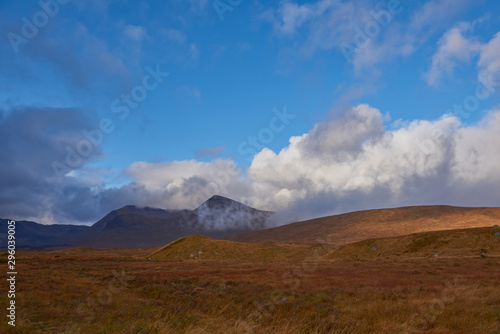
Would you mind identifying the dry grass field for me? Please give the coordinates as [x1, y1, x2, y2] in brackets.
[1, 226, 500, 333]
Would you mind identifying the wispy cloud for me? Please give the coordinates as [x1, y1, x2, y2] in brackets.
[195, 146, 226, 158]
[161, 28, 187, 44]
[123, 24, 148, 42]
[261, 0, 470, 75]
[426, 22, 481, 86]
[426, 22, 500, 88]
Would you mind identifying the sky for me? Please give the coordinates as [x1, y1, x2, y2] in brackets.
[1, 0, 500, 226]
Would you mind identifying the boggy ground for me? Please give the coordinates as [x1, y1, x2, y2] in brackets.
[1, 246, 499, 334]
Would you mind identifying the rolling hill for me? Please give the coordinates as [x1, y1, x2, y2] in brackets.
[150, 225, 500, 262]
[148, 235, 334, 262]
[229, 205, 500, 245]
[330, 225, 500, 259]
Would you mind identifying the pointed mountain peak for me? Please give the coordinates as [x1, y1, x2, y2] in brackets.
[198, 195, 250, 211]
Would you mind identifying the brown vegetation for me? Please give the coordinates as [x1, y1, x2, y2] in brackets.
[149, 235, 335, 262]
[1, 225, 499, 333]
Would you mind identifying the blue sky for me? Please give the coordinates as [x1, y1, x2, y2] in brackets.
[1, 0, 500, 225]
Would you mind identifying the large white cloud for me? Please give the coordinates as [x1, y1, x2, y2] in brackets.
[247, 105, 458, 212]
[116, 104, 500, 224]
[4, 104, 500, 226]
[125, 159, 248, 210]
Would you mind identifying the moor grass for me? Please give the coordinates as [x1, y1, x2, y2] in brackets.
[1, 245, 499, 334]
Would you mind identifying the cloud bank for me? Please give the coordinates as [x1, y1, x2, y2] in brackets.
[4, 102, 499, 225]
[120, 104, 500, 223]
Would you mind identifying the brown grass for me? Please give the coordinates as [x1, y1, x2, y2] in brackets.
[331, 226, 500, 260]
[1, 227, 499, 333]
[149, 235, 335, 262]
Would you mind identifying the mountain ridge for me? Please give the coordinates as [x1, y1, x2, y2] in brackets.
[70, 195, 274, 248]
[4, 199, 500, 249]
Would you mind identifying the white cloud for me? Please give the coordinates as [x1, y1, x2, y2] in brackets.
[271, 1, 317, 35]
[10, 104, 500, 225]
[426, 23, 481, 86]
[426, 24, 500, 88]
[262, 0, 470, 74]
[410, 0, 467, 32]
[125, 159, 246, 209]
[245, 104, 500, 220]
[117, 104, 500, 224]
[477, 32, 500, 88]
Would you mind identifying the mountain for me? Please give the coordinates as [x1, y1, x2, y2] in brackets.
[7, 200, 499, 250]
[228, 205, 500, 245]
[187, 195, 274, 231]
[70, 206, 192, 248]
[70, 195, 274, 248]
[0, 219, 89, 249]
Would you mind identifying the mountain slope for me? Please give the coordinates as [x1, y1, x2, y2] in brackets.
[71, 206, 192, 248]
[229, 205, 500, 245]
[188, 195, 274, 231]
[72, 195, 274, 248]
[0, 219, 89, 248]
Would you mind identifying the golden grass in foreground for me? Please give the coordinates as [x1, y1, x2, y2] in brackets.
[1, 236, 499, 333]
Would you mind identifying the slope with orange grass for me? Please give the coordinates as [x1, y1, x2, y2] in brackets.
[330, 225, 500, 259]
[230, 205, 500, 245]
[148, 235, 335, 261]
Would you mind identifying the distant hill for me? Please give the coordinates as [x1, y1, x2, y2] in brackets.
[71, 195, 274, 248]
[330, 225, 500, 259]
[229, 205, 500, 245]
[0, 219, 89, 249]
[148, 235, 334, 262]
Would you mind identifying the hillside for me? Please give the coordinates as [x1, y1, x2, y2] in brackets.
[229, 205, 500, 245]
[0, 219, 89, 249]
[71, 206, 192, 248]
[149, 235, 334, 261]
[330, 225, 500, 259]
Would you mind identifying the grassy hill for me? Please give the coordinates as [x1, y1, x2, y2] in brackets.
[148, 235, 335, 261]
[330, 225, 500, 259]
[229, 205, 500, 245]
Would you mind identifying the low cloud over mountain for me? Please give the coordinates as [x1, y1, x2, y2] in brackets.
[2, 104, 500, 225]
